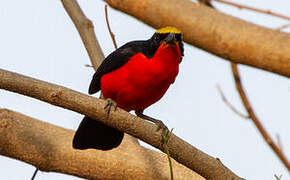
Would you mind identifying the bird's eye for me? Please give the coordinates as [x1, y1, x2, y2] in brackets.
[154, 36, 159, 41]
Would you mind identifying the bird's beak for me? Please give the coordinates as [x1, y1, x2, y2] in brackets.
[164, 33, 176, 44]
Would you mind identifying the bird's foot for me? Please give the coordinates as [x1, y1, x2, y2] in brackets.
[135, 111, 169, 143]
[152, 119, 168, 132]
[104, 98, 117, 117]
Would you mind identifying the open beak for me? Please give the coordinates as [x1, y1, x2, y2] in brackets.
[164, 33, 176, 44]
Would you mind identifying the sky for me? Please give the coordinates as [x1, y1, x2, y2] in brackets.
[0, 0, 289, 179]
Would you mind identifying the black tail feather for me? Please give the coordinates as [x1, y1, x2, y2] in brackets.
[73, 116, 124, 150]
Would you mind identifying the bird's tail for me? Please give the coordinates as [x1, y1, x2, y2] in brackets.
[73, 116, 124, 150]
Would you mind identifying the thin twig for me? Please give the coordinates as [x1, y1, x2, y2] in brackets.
[31, 168, 39, 180]
[230, 62, 290, 171]
[105, 5, 118, 49]
[213, 0, 290, 21]
[84, 64, 93, 68]
[216, 84, 249, 119]
[274, 174, 283, 180]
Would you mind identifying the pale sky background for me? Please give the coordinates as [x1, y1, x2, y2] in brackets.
[0, 0, 289, 179]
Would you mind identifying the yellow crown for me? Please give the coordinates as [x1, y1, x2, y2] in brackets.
[155, 26, 181, 34]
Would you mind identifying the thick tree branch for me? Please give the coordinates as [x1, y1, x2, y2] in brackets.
[231, 63, 290, 171]
[0, 68, 244, 180]
[105, 0, 290, 78]
[0, 109, 203, 180]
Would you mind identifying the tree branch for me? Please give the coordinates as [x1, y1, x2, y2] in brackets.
[105, 0, 290, 78]
[0, 68, 244, 180]
[61, 0, 104, 70]
[213, 0, 290, 21]
[216, 84, 249, 119]
[230, 63, 290, 171]
[105, 5, 118, 50]
[0, 109, 203, 180]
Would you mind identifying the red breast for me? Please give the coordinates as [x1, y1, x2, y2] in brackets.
[101, 42, 181, 111]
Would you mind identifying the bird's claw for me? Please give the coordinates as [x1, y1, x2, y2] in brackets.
[104, 98, 117, 117]
[154, 119, 168, 132]
[135, 111, 170, 145]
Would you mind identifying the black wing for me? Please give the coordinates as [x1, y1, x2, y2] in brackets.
[88, 40, 150, 94]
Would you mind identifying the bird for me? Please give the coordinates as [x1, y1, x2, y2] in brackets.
[73, 26, 184, 150]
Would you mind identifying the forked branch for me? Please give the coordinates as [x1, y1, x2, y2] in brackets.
[231, 63, 290, 171]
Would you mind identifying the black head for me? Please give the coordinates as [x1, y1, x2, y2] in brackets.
[144, 27, 184, 60]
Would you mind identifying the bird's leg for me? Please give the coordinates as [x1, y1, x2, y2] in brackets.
[104, 98, 117, 117]
[135, 110, 169, 132]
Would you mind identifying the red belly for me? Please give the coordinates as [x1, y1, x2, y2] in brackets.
[101, 43, 181, 111]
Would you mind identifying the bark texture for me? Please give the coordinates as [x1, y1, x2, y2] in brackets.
[0, 109, 204, 180]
